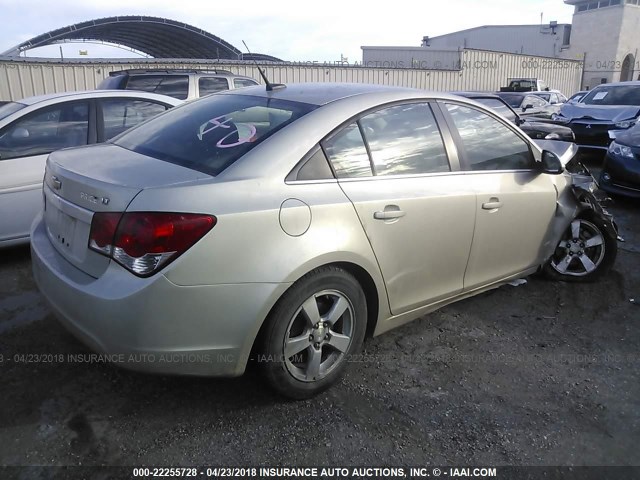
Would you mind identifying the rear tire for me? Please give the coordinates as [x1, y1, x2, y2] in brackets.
[260, 266, 367, 399]
[543, 213, 617, 282]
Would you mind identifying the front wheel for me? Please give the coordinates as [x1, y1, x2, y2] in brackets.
[259, 266, 367, 399]
[544, 213, 617, 282]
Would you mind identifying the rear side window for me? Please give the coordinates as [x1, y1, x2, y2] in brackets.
[101, 99, 168, 141]
[0, 101, 89, 161]
[97, 76, 125, 90]
[294, 147, 334, 181]
[114, 94, 316, 176]
[125, 75, 189, 100]
[359, 103, 449, 176]
[322, 123, 372, 178]
[445, 104, 533, 171]
[199, 77, 229, 96]
[234, 78, 259, 88]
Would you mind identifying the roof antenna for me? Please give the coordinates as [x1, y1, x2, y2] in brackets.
[242, 40, 285, 91]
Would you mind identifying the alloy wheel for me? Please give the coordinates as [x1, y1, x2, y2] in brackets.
[550, 219, 606, 277]
[283, 289, 354, 382]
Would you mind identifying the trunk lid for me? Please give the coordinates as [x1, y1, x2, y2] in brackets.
[43, 143, 210, 278]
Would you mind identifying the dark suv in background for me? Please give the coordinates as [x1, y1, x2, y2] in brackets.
[97, 69, 259, 101]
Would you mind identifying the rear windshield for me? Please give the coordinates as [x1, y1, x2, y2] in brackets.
[0, 101, 26, 122]
[582, 85, 640, 106]
[497, 94, 523, 108]
[114, 94, 317, 176]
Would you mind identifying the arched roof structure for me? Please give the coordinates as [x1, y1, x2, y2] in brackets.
[1, 16, 281, 61]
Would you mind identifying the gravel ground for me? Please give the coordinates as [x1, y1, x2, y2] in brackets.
[0, 196, 639, 474]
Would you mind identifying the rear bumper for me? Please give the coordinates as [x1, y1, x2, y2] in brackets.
[30, 214, 287, 377]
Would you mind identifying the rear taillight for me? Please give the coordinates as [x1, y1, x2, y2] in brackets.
[89, 212, 216, 276]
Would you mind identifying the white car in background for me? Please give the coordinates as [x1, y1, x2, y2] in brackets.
[0, 90, 180, 247]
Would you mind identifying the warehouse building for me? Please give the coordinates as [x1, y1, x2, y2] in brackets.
[362, 0, 640, 89]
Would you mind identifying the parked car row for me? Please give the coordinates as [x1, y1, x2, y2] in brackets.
[550, 81, 640, 197]
[453, 92, 574, 141]
[1, 70, 264, 247]
[0, 91, 181, 247]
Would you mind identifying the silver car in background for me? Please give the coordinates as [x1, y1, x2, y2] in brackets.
[0, 90, 180, 246]
[30, 83, 618, 399]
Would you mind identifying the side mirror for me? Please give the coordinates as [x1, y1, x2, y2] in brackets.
[540, 151, 564, 175]
[523, 104, 534, 111]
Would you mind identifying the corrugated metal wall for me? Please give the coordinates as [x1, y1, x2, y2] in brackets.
[0, 49, 583, 101]
[361, 48, 463, 70]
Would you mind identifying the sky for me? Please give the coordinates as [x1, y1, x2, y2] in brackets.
[0, 0, 575, 61]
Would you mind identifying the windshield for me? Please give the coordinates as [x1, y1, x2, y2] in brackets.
[115, 94, 317, 176]
[582, 85, 640, 106]
[0, 102, 27, 122]
[497, 94, 523, 108]
[569, 92, 586, 103]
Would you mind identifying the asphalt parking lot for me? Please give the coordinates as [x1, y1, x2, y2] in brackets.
[1, 194, 639, 471]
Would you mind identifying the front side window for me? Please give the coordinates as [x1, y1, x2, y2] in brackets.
[0, 101, 89, 161]
[199, 77, 230, 96]
[322, 123, 372, 178]
[445, 104, 533, 171]
[125, 75, 189, 100]
[115, 94, 316, 176]
[359, 103, 449, 176]
[526, 96, 547, 107]
[101, 99, 168, 141]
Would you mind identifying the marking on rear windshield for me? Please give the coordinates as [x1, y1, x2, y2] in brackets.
[197, 115, 257, 149]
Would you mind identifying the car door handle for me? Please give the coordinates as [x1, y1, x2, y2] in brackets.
[482, 199, 503, 210]
[374, 210, 406, 220]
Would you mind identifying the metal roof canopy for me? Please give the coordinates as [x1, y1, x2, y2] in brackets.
[1, 16, 281, 61]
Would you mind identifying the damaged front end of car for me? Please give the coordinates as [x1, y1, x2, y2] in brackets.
[536, 140, 621, 281]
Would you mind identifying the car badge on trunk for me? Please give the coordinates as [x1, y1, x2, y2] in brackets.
[51, 176, 62, 190]
[80, 192, 110, 205]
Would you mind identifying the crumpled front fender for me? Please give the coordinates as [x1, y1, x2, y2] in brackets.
[541, 183, 619, 265]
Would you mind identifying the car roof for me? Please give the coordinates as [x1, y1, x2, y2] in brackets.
[14, 89, 182, 106]
[221, 82, 464, 106]
[107, 69, 254, 79]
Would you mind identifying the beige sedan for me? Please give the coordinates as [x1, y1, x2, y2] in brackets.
[31, 83, 618, 399]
